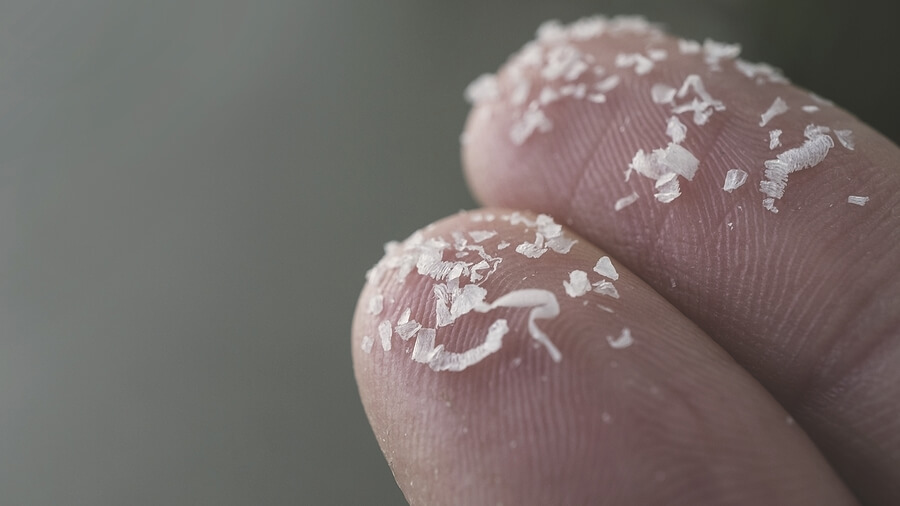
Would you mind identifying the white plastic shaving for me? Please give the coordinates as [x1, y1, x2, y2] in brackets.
[509, 80, 531, 107]
[759, 125, 834, 212]
[666, 116, 687, 144]
[542, 45, 585, 81]
[802, 105, 819, 113]
[759, 97, 788, 127]
[592, 280, 619, 299]
[361, 336, 374, 353]
[426, 320, 509, 372]
[469, 230, 497, 243]
[614, 192, 639, 211]
[834, 129, 855, 150]
[847, 195, 869, 206]
[395, 320, 422, 341]
[671, 75, 725, 125]
[702, 39, 741, 70]
[628, 143, 699, 202]
[367, 293, 384, 316]
[722, 169, 748, 192]
[563, 270, 592, 297]
[769, 129, 782, 150]
[615, 52, 654, 75]
[398, 308, 411, 325]
[651, 84, 676, 104]
[464, 73, 500, 104]
[647, 49, 668, 61]
[510, 108, 552, 145]
[497, 241, 510, 250]
[734, 59, 788, 84]
[539, 86, 560, 105]
[678, 39, 701, 54]
[378, 320, 392, 351]
[593, 256, 619, 280]
[606, 327, 634, 349]
[595, 75, 621, 92]
[514, 214, 576, 258]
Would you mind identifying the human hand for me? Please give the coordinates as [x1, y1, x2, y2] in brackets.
[352, 16, 898, 505]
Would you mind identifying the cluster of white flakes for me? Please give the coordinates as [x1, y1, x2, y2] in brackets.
[722, 169, 748, 192]
[463, 16, 662, 146]
[563, 255, 621, 299]
[759, 124, 841, 213]
[363, 212, 586, 370]
[627, 142, 699, 203]
[734, 59, 789, 85]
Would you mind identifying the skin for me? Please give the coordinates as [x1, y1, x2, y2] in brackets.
[353, 21, 899, 505]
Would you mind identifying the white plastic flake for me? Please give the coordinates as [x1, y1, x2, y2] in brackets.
[834, 129, 855, 150]
[514, 214, 576, 258]
[802, 105, 819, 113]
[606, 327, 634, 349]
[469, 230, 497, 243]
[465, 73, 500, 104]
[847, 195, 869, 206]
[615, 52, 654, 75]
[722, 169, 748, 192]
[361, 335, 374, 354]
[702, 39, 741, 70]
[759, 97, 789, 127]
[734, 59, 788, 84]
[628, 143, 699, 203]
[595, 75, 621, 93]
[563, 270, 592, 297]
[678, 39, 701, 54]
[651, 84, 677, 104]
[671, 75, 725, 125]
[759, 125, 834, 212]
[497, 241, 510, 250]
[593, 280, 620, 299]
[367, 293, 384, 316]
[593, 256, 619, 280]
[769, 129, 782, 150]
[510, 108, 552, 146]
[395, 320, 422, 341]
[666, 116, 687, 144]
[378, 320, 392, 351]
[614, 192, 639, 211]
[647, 49, 668, 61]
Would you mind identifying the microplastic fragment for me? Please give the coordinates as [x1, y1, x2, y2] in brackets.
[469, 230, 498, 243]
[516, 241, 548, 259]
[539, 86, 560, 105]
[614, 192, 639, 211]
[395, 321, 422, 341]
[759, 97, 788, 127]
[509, 108, 552, 145]
[672, 75, 725, 125]
[647, 49, 668, 61]
[606, 327, 634, 349]
[587, 93, 607, 104]
[510, 79, 531, 107]
[464, 73, 500, 104]
[702, 39, 741, 70]
[593, 256, 619, 280]
[398, 308, 411, 325]
[593, 280, 620, 299]
[563, 270, 592, 297]
[497, 241, 510, 250]
[651, 84, 677, 104]
[769, 129, 782, 150]
[428, 320, 509, 372]
[484, 289, 562, 362]
[378, 320, 392, 351]
[361, 335, 374, 354]
[615, 52, 654, 75]
[722, 169, 748, 192]
[734, 59, 788, 84]
[847, 195, 869, 206]
[654, 172, 681, 203]
[834, 129, 855, 150]
[678, 39, 701, 54]
[759, 125, 834, 212]
[628, 143, 699, 203]
[666, 116, 687, 144]
[367, 293, 384, 316]
[802, 105, 819, 113]
[594, 75, 621, 93]
[542, 45, 584, 81]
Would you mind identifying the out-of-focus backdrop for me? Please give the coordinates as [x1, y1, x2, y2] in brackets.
[0, 1, 895, 504]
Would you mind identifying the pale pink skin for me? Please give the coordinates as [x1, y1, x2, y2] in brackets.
[353, 22, 900, 506]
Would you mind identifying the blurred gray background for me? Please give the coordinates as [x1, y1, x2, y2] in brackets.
[0, 1, 896, 504]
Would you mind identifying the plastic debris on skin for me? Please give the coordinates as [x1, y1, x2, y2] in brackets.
[847, 195, 869, 206]
[769, 129, 782, 150]
[361, 336, 374, 354]
[607, 327, 634, 349]
[759, 124, 834, 213]
[614, 192, 639, 211]
[593, 256, 619, 280]
[367, 293, 384, 316]
[563, 270, 592, 297]
[834, 129, 855, 150]
[759, 97, 788, 127]
[378, 320, 392, 351]
[722, 169, 748, 192]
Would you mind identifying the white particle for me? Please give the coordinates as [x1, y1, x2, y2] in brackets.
[734, 59, 788, 84]
[538, 86, 560, 105]
[651, 83, 677, 104]
[509, 108, 552, 145]
[834, 129, 855, 150]
[396, 320, 422, 341]
[587, 93, 607, 104]
[606, 327, 634, 349]
[469, 230, 497, 243]
[647, 49, 668, 61]
[563, 270, 592, 297]
[678, 39, 701, 54]
[515, 241, 547, 258]
[510, 80, 531, 107]
[628, 143, 699, 203]
[378, 320, 393, 351]
[592, 280, 620, 299]
[367, 293, 384, 316]
[702, 39, 741, 70]
[802, 105, 819, 113]
[666, 116, 687, 144]
[594, 74, 621, 93]
[593, 256, 619, 280]
[722, 169, 748, 192]
[769, 129, 782, 150]
[361, 336, 374, 354]
[759, 97, 789, 127]
[464, 73, 500, 104]
[497, 241, 510, 250]
[615, 52, 654, 75]
[672, 75, 725, 125]
[398, 308, 411, 325]
[614, 192, 639, 211]
[847, 195, 869, 206]
[759, 125, 834, 212]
